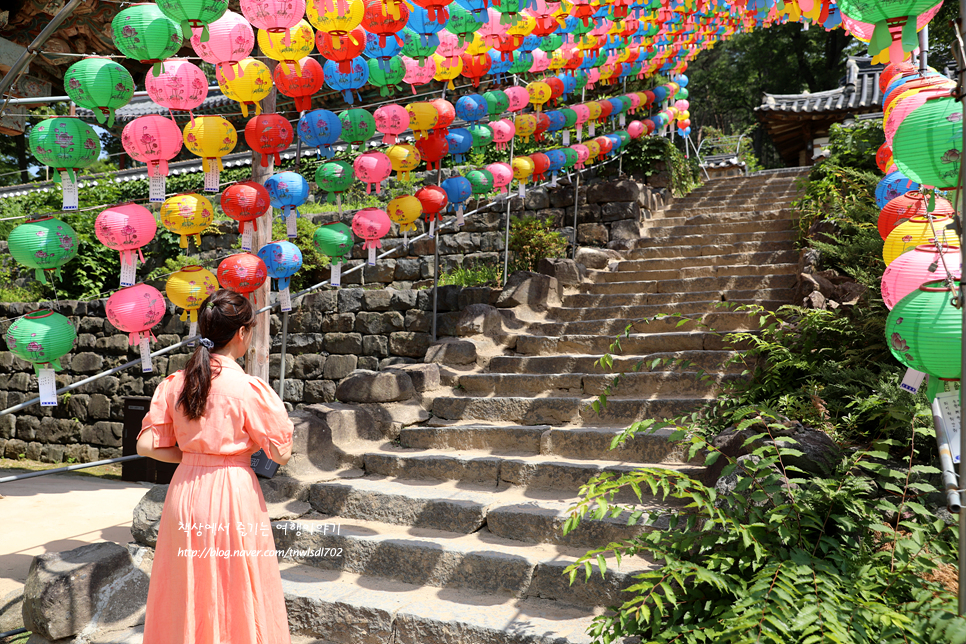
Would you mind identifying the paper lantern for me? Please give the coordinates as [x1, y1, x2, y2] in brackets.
[530, 152, 550, 181]
[485, 162, 512, 194]
[374, 104, 411, 145]
[883, 215, 959, 266]
[886, 280, 962, 379]
[388, 195, 423, 245]
[893, 95, 963, 190]
[265, 171, 310, 238]
[415, 185, 448, 236]
[5, 310, 77, 381]
[258, 20, 315, 74]
[339, 108, 377, 148]
[415, 133, 449, 171]
[64, 58, 134, 127]
[274, 57, 325, 113]
[156, 0, 228, 39]
[430, 98, 456, 135]
[257, 240, 302, 310]
[298, 109, 342, 157]
[407, 102, 439, 139]
[441, 175, 472, 225]
[28, 117, 100, 210]
[189, 10, 254, 81]
[145, 59, 209, 118]
[167, 266, 220, 336]
[468, 123, 493, 149]
[466, 167, 494, 195]
[490, 118, 515, 151]
[362, 0, 410, 46]
[354, 151, 392, 194]
[352, 208, 392, 265]
[882, 243, 962, 309]
[241, 0, 307, 44]
[121, 115, 182, 203]
[514, 113, 537, 142]
[221, 181, 271, 250]
[402, 54, 437, 93]
[160, 193, 214, 249]
[316, 160, 356, 212]
[313, 222, 354, 286]
[367, 57, 407, 96]
[183, 116, 237, 191]
[217, 58, 273, 116]
[105, 285, 165, 372]
[95, 204, 157, 286]
[217, 253, 268, 304]
[875, 170, 920, 209]
[323, 56, 370, 103]
[387, 143, 422, 181]
[112, 4, 184, 74]
[318, 26, 367, 74]
[8, 217, 78, 285]
[444, 127, 473, 163]
[245, 114, 294, 168]
[879, 190, 955, 241]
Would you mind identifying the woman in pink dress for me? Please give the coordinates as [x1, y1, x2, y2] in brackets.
[136, 289, 294, 644]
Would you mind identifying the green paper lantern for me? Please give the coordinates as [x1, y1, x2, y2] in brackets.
[483, 90, 509, 121]
[468, 123, 493, 149]
[560, 147, 578, 168]
[339, 108, 377, 147]
[28, 117, 101, 194]
[539, 34, 562, 53]
[466, 168, 494, 195]
[64, 59, 135, 127]
[367, 58, 406, 97]
[155, 0, 228, 40]
[893, 95, 962, 190]
[5, 310, 77, 374]
[315, 160, 356, 205]
[560, 107, 578, 129]
[112, 4, 184, 76]
[313, 222, 354, 264]
[7, 217, 79, 284]
[886, 279, 962, 379]
[401, 28, 436, 63]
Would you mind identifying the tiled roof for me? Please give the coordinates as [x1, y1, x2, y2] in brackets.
[756, 57, 883, 115]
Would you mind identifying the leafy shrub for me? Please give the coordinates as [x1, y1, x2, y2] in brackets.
[508, 215, 567, 273]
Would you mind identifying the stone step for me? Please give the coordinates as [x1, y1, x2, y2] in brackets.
[614, 250, 799, 272]
[307, 475, 663, 547]
[275, 517, 647, 606]
[631, 230, 795, 249]
[590, 262, 798, 283]
[457, 370, 742, 398]
[515, 331, 731, 356]
[579, 273, 797, 295]
[281, 563, 601, 644]
[563, 288, 795, 308]
[642, 218, 795, 238]
[486, 350, 744, 375]
[531, 311, 767, 335]
[623, 240, 796, 260]
[430, 394, 708, 426]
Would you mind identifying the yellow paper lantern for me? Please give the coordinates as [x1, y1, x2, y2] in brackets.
[387, 195, 422, 233]
[406, 102, 438, 140]
[217, 57, 273, 116]
[306, 0, 364, 42]
[257, 20, 315, 75]
[160, 193, 214, 248]
[183, 116, 237, 191]
[386, 143, 422, 181]
[166, 265, 220, 329]
[512, 156, 534, 184]
[883, 215, 960, 266]
[514, 113, 537, 142]
[432, 53, 463, 90]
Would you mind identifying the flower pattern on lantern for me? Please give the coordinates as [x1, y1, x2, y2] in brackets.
[352, 207, 391, 265]
[166, 266, 220, 329]
[6, 310, 77, 378]
[245, 114, 294, 167]
[190, 10, 255, 81]
[354, 151, 392, 194]
[183, 116, 237, 190]
[275, 57, 325, 112]
[64, 58, 135, 127]
[374, 104, 411, 144]
[218, 253, 269, 303]
[161, 193, 215, 248]
[217, 58, 273, 116]
[95, 204, 157, 286]
[8, 217, 79, 285]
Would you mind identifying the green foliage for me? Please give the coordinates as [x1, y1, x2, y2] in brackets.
[507, 214, 567, 272]
[438, 264, 503, 287]
[563, 409, 964, 644]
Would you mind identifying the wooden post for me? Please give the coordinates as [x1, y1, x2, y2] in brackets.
[246, 59, 277, 382]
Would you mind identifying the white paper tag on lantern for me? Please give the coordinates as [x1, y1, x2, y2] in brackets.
[900, 368, 927, 394]
[563, 130, 570, 146]
[241, 227, 254, 252]
[330, 262, 342, 287]
[38, 368, 57, 406]
[139, 337, 153, 373]
[286, 212, 298, 238]
[279, 287, 292, 312]
[189, 320, 198, 343]
[149, 175, 166, 202]
[518, 183, 525, 199]
[204, 168, 220, 193]
[119, 261, 137, 288]
[367, 246, 377, 266]
[589, 122, 596, 137]
[619, 114, 626, 127]
[428, 220, 436, 238]
[61, 175, 78, 211]
[456, 204, 464, 227]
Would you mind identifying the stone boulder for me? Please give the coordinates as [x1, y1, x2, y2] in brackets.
[424, 339, 478, 365]
[537, 258, 582, 287]
[456, 303, 505, 337]
[131, 485, 167, 548]
[335, 370, 415, 404]
[495, 271, 561, 311]
[574, 246, 620, 270]
[23, 542, 150, 641]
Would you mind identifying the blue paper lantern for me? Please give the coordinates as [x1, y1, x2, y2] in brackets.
[876, 170, 920, 210]
[455, 94, 487, 123]
[323, 57, 370, 104]
[445, 127, 473, 163]
[257, 240, 303, 295]
[298, 109, 342, 158]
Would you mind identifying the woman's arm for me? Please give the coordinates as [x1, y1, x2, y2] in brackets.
[136, 427, 184, 464]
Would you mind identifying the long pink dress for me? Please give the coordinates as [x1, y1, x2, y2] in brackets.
[137, 353, 294, 644]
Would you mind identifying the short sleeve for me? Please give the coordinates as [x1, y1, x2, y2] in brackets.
[137, 375, 178, 449]
[244, 377, 294, 456]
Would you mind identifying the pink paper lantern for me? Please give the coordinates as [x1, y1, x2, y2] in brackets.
[121, 115, 184, 202]
[95, 203, 158, 287]
[486, 162, 512, 194]
[190, 10, 254, 81]
[403, 55, 436, 94]
[627, 120, 644, 139]
[105, 284, 166, 372]
[505, 86, 530, 112]
[145, 59, 209, 119]
[374, 104, 410, 144]
[352, 207, 392, 265]
[881, 243, 963, 310]
[571, 143, 590, 168]
[490, 118, 515, 151]
[353, 151, 392, 194]
[240, 0, 306, 46]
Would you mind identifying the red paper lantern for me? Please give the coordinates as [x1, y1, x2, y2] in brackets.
[430, 98, 455, 135]
[317, 26, 366, 74]
[217, 253, 268, 303]
[273, 57, 325, 112]
[221, 181, 271, 250]
[530, 152, 550, 181]
[460, 52, 491, 87]
[415, 133, 449, 171]
[244, 114, 294, 167]
[878, 190, 956, 241]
